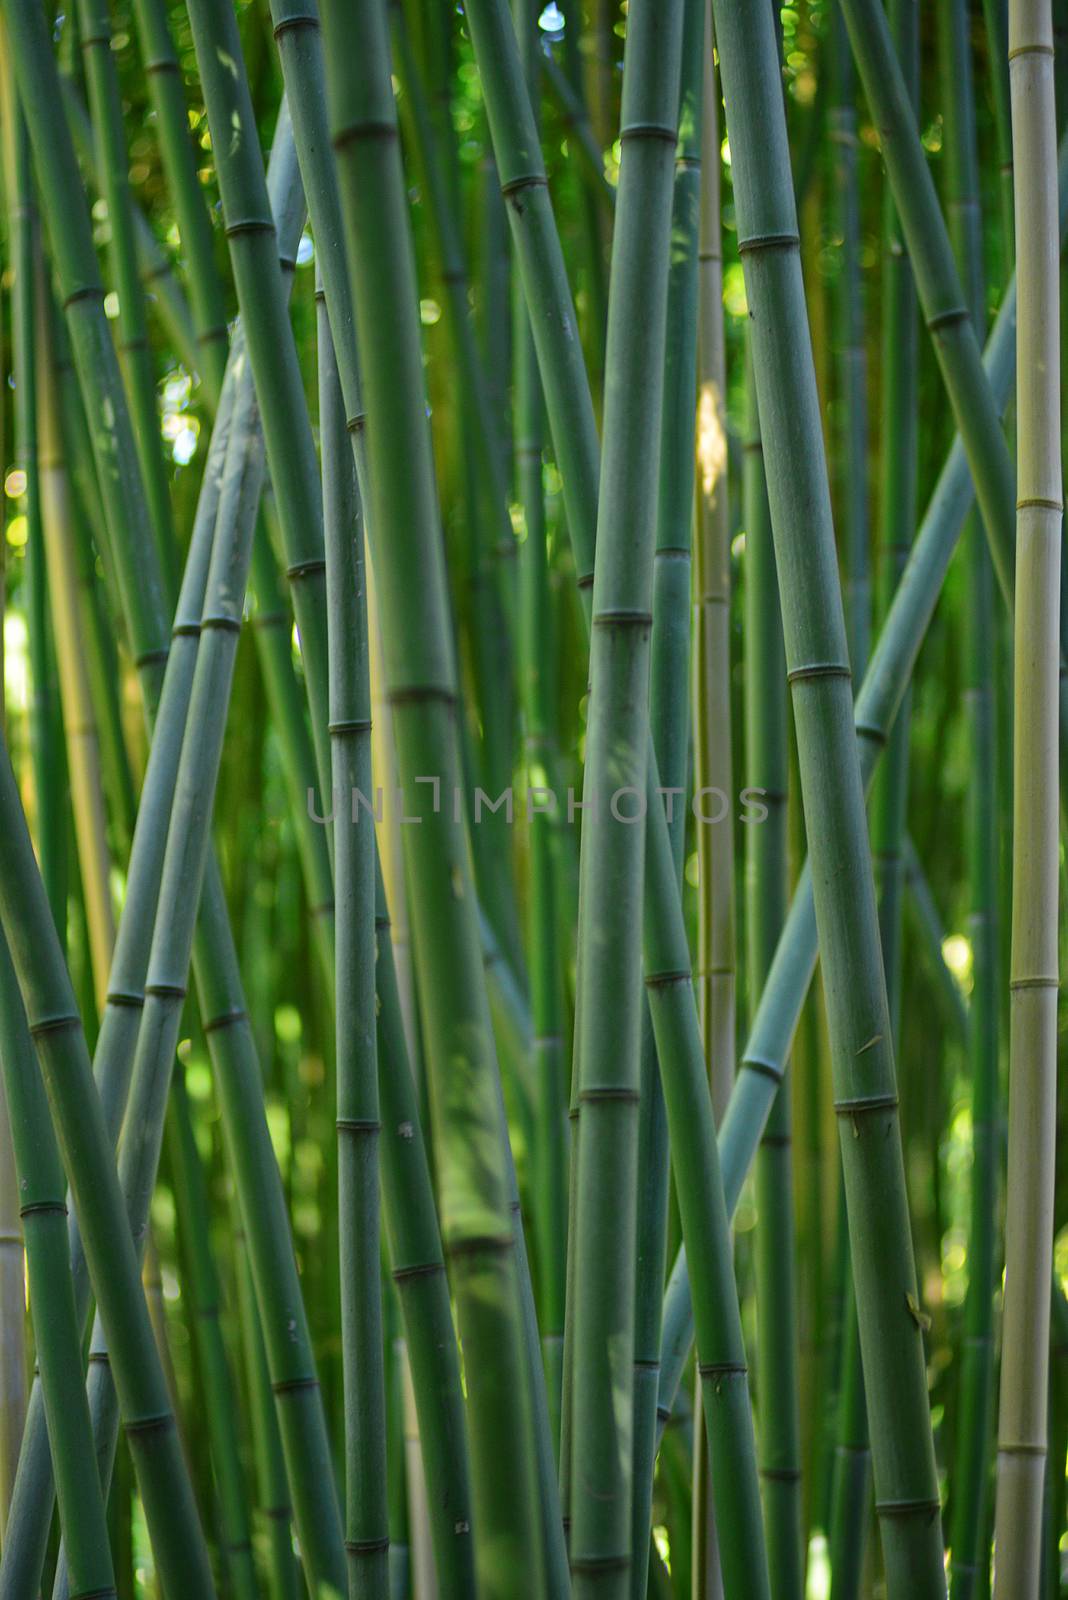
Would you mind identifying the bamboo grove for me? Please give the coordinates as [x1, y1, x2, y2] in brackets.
[0, 0, 1063, 1595]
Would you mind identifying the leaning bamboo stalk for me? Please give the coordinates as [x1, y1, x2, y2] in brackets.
[0, 746, 216, 1595]
[993, 0, 1061, 1591]
[319, 273, 390, 1597]
[709, 1, 944, 1590]
[319, 4, 545, 1589]
[0, 935, 116, 1600]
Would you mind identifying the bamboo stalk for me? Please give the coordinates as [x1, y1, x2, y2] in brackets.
[512, 0, 568, 1457]
[993, 0, 1061, 1591]
[319, 270, 390, 1597]
[0, 934, 116, 1600]
[76, 0, 178, 595]
[708, 1, 944, 1590]
[937, 2, 1002, 1590]
[319, 2, 545, 1590]
[461, 10, 769, 1591]
[36, 273, 115, 1011]
[567, 8, 684, 1591]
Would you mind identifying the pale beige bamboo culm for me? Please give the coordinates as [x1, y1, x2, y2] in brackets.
[993, 0, 1062, 1592]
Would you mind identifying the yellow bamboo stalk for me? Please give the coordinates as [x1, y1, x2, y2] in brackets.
[35, 271, 115, 1010]
[993, 0, 1062, 1591]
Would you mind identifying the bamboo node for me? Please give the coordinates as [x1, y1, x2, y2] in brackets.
[738, 231, 800, 255]
[123, 1412, 176, 1438]
[786, 661, 851, 684]
[285, 556, 327, 581]
[336, 1118, 382, 1134]
[271, 1376, 320, 1395]
[200, 613, 243, 633]
[996, 1441, 1047, 1457]
[345, 1538, 390, 1555]
[171, 621, 201, 639]
[195, 325, 228, 346]
[569, 1555, 630, 1575]
[926, 305, 970, 332]
[144, 57, 181, 75]
[106, 989, 145, 1009]
[203, 1009, 248, 1034]
[579, 1086, 640, 1104]
[874, 1497, 941, 1520]
[1007, 43, 1055, 59]
[499, 172, 549, 199]
[392, 1259, 445, 1285]
[645, 969, 691, 990]
[346, 413, 367, 435]
[855, 719, 888, 746]
[134, 647, 170, 670]
[592, 608, 654, 627]
[328, 718, 373, 735]
[741, 1055, 785, 1085]
[62, 284, 105, 312]
[28, 1013, 82, 1040]
[1008, 976, 1059, 991]
[384, 683, 458, 709]
[144, 983, 188, 1001]
[833, 1093, 898, 1116]
[71, 1588, 119, 1599]
[619, 121, 678, 145]
[272, 11, 319, 39]
[18, 1200, 67, 1218]
[224, 217, 277, 240]
[759, 1467, 801, 1482]
[333, 122, 399, 152]
[1016, 496, 1063, 512]
[79, 32, 112, 50]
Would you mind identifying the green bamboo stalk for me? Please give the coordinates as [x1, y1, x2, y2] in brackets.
[631, 0, 703, 1587]
[938, 2, 1002, 1586]
[461, 8, 769, 1591]
[980, 0, 1015, 275]
[76, 0, 178, 595]
[0, 328, 240, 1600]
[126, 0, 229, 400]
[0, 746, 217, 1594]
[319, 4, 545, 1589]
[827, 8, 870, 678]
[165, 1067, 258, 1600]
[233, 1240, 301, 1600]
[838, 0, 1020, 626]
[61, 78, 202, 387]
[0, 935, 116, 1600]
[709, 0, 944, 1591]
[125, 97, 481, 1593]
[993, 1, 1061, 1591]
[513, 0, 568, 1456]
[319, 272, 389, 1598]
[653, 200, 1046, 1442]
[829, 0, 918, 1586]
[566, 9, 683, 1592]
[745, 288, 804, 1600]
[539, 48, 616, 211]
[391, 9, 521, 980]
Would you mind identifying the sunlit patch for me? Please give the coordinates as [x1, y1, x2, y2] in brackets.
[697, 381, 727, 499]
[4, 468, 26, 498]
